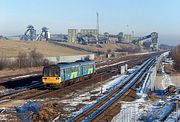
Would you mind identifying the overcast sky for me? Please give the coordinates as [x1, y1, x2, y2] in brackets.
[0, 0, 180, 45]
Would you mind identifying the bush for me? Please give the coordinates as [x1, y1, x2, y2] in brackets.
[0, 58, 7, 70]
[0, 53, 9, 70]
[15, 48, 44, 68]
[84, 56, 90, 61]
[28, 48, 44, 67]
[43, 59, 49, 67]
[16, 52, 28, 68]
[0, 48, 47, 70]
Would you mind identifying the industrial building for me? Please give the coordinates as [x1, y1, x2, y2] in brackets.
[68, 29, 78, 42]
[68, 29, 98, 44]
[124, 34, 132, 43]
[100, 32, 124, 44]
[80, 29, 98, 36]
[67, 29, 158, 50]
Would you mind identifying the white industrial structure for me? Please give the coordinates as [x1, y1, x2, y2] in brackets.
[20, 25, 36, 41]
[36, 27, 50, 41]
[21, 25, 50, 41]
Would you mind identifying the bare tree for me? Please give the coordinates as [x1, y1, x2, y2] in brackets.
[0, 52, 8, 70]
[29, 48, 44, 67]
[16, 52, 28, 68]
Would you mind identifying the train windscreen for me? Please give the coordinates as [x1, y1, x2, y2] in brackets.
[43, 67, 60, 77]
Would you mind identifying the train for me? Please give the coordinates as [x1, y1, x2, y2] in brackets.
[42, 60, 96, 85]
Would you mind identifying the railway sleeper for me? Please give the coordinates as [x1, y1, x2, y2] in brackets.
[93, 103, 121, 122]
[120, 89, 137, 101]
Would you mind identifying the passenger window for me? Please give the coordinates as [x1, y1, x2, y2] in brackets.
[44, 69, 49, 76]
[72, 67, 75, 72]
[55, 70, 59, 76]
[67, 68, 71, 73]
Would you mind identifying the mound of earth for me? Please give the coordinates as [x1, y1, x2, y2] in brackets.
[0, 40, 88, 57]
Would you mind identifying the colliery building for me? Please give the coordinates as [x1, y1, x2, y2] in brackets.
[68, 29, 98, 44]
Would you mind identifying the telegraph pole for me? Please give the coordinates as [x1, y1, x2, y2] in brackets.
[96, 12, 99, 43]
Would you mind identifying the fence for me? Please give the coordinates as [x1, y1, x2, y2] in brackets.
[111, 101, 180, 122]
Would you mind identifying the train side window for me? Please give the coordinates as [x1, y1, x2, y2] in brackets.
[87, 65, 90, 69]
[85, 65, 88, 70]
[66, 68, 70, 74]
[72, 67, 75, 72]
[67, 68, 72, 74]
[75, 66, 79, 71]
[83, 65, 86, 70]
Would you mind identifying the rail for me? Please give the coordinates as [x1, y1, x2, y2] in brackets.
[68, 56, 156, 122]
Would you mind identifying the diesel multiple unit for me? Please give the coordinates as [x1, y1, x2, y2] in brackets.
[42, 60, 96, 85]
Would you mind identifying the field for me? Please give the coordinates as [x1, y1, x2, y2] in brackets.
[0, 40, 88, 57]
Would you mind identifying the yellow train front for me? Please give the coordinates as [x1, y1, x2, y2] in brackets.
[42, 61, 96, 85]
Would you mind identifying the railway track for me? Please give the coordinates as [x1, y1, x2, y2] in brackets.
[0, 81, 45, 102]
[67, 56, 157, 122]
[16, 54, 154, 100]
[0, 53, 159, 102]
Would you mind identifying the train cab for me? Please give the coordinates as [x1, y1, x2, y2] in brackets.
[42, 65, 61, 85]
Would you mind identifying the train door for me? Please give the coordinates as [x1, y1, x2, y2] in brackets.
[60, 69, 65, 81]
[80, 65, 83, 76]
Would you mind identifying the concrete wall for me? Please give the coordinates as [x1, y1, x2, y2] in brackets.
[7, 54, 95, 63]
[45, 54, 95, 63]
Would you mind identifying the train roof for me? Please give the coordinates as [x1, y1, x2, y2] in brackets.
[44, 60, 95, 69]
[77, 60, 95, 65]
[58, 60, 95, 68]
[57, 62, 80, 68]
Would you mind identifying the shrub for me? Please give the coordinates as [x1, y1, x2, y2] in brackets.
[28, 48, 44, 67]
[0, 48, 47, 70]
[16, 52, 28, 68]
[0, 53, 8, 70]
